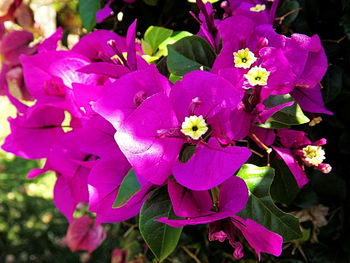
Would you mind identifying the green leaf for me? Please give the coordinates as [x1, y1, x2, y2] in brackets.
[143, 0, 158, 6]
[144, 26, 174, 56]
[322, 65, 343, 103]
[276, 260, 305, 263]
[113, 169, 141, 208]
[293, 184, 319, 208]
[311, 170, 347, 203]
[178, 143, 196, 163]
[340, 11, 350, 40]
[270, 153, 300, 205]
[142, 31, 192, 62]
[257, 94, 309, 128]
[167, 36, 216, 76]
[158, 31, 193, 52]
[141, 39, 154, 57]
[169, 74, 182, 84]
[339, 131, 350, 155]
[236, 164, 302, 242]
[79, 0, 101, 32]
[139, 187, 183, 262]
[277, 0, 300, 25]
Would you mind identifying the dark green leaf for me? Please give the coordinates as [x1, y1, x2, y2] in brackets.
[322, 65, 343, 103]
[293, 185, 319, 208]
[311, 170, 347, 203]
[113, 169, 141, 208]
[167, 36, 216, 76]
[144, 26, 173, 55]
[257, 94, 309, 128]
[158, 31, 193, 51]
[340, 12, 350, 40]
[277, 0, 300, 25]
[139, 187, 183, 262]
[236, 164, 302, 242]
[339, 132, 350, 155]
[143, 0, 159, 6]
[79, 0, 101, 32]
[270, 153, 300, 205]
[303, 243, 345, 263]
[178, 143, 196, 163]
[276, 259, 305, 263]
[156, 56, 170, 77]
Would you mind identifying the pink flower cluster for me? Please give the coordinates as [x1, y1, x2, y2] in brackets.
[1, 0, 332, 259]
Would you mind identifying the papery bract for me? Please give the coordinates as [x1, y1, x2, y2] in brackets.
[94, 65, 170, 130]
[170, 70, 244, 122]
[96, 0, 113, 23]
[157, 176, 249, 227]
[0, 0, 22, 22]
[2, 104, 65, 159]
[167, 178, 213, 218]
[231, 216, 283, 259]
[38, 27, 63, 53]
[115, 92, 183, 185]
[48, 131, 92, 222]
[66, 215, 106, 253]
[72, 30, 127, 61]
[0, 30, 36, 66]
[172, 138, 251, 191]
[88, 153, 153, 225]
[20, 50, 98, 99]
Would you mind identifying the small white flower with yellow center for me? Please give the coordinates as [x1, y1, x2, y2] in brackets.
[233, 48, 257, 69]
[244, 66, 270, 86]
[302, 145, 326, 166]
[181, 115, 208, 140]
[250, 4, 266, 12]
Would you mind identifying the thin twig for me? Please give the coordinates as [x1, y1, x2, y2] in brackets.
[275, 7, 302, 23]
[182, 246, 202, 263]
[322, 35, 346, 44]
[250, 148, 264, 158]
[249, 132, 272, 166]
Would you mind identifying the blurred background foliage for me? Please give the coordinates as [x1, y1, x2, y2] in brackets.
[1, 0, 350, 262]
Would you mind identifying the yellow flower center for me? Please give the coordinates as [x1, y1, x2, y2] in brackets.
[181, 115, 208, 140]
[244, 66, 270, 86]
[250, 4, 266, 12]
[233, 48, 257, 69]
[302, 145, 326, 166]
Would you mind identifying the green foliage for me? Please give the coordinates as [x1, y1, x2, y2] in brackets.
[277, 0, 300, 25]
[270, 153, 300, 205]
[143, 26, 173, 56]
[79, 0, 100, 32]
[0, 156, 76, 262]
[257, 94, 310, 129]
[322, 65, 343, 103]
[142, 29, 192, 63]
[178, 143, 196, 163]
[139, 187, 183, 262]
[311, 170, 347, 204]
[236, 164, 302, 242]
[113, 168, 141, 208]
[167, 36, 216, 76]
[143, 0, 158, 6]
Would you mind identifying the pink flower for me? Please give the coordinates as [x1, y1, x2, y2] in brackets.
[66, 215, 106, 254]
